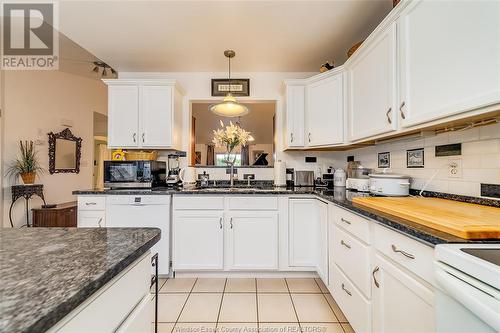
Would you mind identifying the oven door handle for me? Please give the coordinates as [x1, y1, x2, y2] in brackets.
[435, 262, 500, 331]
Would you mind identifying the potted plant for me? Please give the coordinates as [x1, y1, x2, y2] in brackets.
[6, 141, 44, 184]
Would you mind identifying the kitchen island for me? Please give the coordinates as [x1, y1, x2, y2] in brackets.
[0, 227, 160, 333]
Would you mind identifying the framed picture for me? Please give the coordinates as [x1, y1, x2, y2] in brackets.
[211, 79, 250, 97]
[378, 152, 390, 168]
[407, 148, 425, 168]
[195, 151, 201, 165]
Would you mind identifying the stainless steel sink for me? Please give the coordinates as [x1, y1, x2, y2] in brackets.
[195, 187, 275, 193]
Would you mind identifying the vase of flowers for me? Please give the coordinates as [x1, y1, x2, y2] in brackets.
[6, 141, 44, 185]
[212, 121, 251, 185]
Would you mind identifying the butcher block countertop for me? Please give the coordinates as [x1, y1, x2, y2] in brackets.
[352, 196, 500, 240]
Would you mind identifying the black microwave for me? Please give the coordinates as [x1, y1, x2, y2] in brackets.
[103, 161, 167, 189]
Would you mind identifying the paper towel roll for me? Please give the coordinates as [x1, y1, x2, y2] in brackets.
[274, 161, 286, 186]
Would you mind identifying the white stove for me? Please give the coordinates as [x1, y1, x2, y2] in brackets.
[435, 244, 500, 333]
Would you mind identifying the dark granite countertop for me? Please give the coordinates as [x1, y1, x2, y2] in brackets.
[0, 227, 160, 333]
[72, 186, 500, 247]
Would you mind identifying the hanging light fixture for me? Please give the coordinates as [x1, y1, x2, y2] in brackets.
[209, 50, 250, 117]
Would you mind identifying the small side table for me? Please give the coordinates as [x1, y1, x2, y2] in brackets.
[9, 184, 46, 227]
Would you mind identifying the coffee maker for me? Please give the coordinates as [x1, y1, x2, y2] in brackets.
[166, 154, 182, 186]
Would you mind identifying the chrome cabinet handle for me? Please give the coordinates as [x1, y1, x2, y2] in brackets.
[219, 217, 223, 229]
[386, 107, 392, 124]
[290, 133, 294, 142]
[230, 217, 233, 229]
[142, 133, 145, 143]
[372, 266, 380, 288]
[399, 102, 406, 119]
[308, 133, 311, 143]
[85, 202, 97, 206]
[97, 218, 103, 228]
[340, 218, 351, 225]
[391, 244, 415, 259]
[341, 283, 352, 296]
[340, 240, 351, 249]
[133, 133, 137, 142]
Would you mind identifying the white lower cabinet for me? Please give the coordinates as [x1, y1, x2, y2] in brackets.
[226, 211, 279, 270]
[288, 198, 318, 267]
[173, 211, 224, 270]
[77, 210, 105, 228]
[372, 253, 435, 333]
[316, 201, 329, 284]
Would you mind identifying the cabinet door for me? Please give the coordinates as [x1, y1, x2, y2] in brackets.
[227, 211, 279, 270]
[140, 85, 173, 147]
[316, 201, 328, 285]
[285, 84, 305, 147]
[108, 85, 139, 148]
[289, 199, 318, 267]
[173, 211, 224, 270]
[348, 23, 397, 141]
[306, 73, 344, 146]
[372, 254, 435, 333]
[78, 210, 105, 228]
[399, 0, 500, 127]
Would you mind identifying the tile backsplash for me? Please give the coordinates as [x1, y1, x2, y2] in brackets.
[346, 122, 500, 199]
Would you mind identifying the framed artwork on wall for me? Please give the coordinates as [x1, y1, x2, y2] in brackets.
[407, 148, 425, 168]
[378, 152, 390, 168]
[211, 79, 250, 97]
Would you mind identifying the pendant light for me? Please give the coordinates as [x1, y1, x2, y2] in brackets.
[209, 50, 250, 117]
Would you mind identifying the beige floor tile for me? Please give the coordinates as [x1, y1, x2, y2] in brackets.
[341, 323, 354, 333]
[301, 323, 344, 333]
[152, 278, 168, 293]
[257, 294, 298, 323]
[173, 322, 217, 333]
[286, 278, 321, 293]
[315, 278, 329, 293]
[258, 323, 301, 333]
[256, 278, 288, 293]
[161, 278, 197, 293]
[291, 294, 338, 323]
[225, 278, 256, 293]
[155, 322, 175, 333]
[178, 293, 222, 322]
[217, 322, 258, 333]
[192, 278, 226, 293]
[157, 294, 189, 322]
[325, 294, 347, 322]
[218, 293, 257, 322]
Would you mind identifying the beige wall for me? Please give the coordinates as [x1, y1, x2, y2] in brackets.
[2, 70, 107, 227]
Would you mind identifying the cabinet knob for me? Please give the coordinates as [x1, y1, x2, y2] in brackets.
[386, 107, 392, 124]
[290, 133, 294, 143]
[399, 102, 406, 119]
[142, 133, 145, 143]
[308, 133, 311, 143]
[219, 217, 223, 229]
[133, 133, 137, 143]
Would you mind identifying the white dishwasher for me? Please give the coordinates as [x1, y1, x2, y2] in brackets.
[106, 195, 170, 276]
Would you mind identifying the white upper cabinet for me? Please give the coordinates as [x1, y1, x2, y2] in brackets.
[104, 79, 183, 149]
[285, 83, 305, 147]
[107, 85, 139, 147]
[306, 71, 344, 146]
[348, 23, 397, 141]
[398, 0, 500, 128]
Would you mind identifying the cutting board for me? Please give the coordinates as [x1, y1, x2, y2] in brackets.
[352, 196, 500, 239]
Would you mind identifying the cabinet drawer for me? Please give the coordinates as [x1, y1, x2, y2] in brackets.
[78, 211, 105, 228]
[333, 225, 371, 298]
[227, 196, 278, 210]
[373, 223, 434, 285]
[78, 196, 106, 211]
[57, 254, 151, 332]
[332, 205, 370, 244]
[331, 264, 371, 333]
[173, 196, 224, 210]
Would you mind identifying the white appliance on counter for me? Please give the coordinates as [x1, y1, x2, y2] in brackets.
[435, 244, 500, 333]
[346, 177, 370, 192]
[368, 173, 411, 196]
[106, 195, 170, 275]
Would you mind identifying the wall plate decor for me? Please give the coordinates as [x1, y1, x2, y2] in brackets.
[48, 128, 82, 174]
[378, 152, 391, 168]
[211, 78, 250, 97]
[407, 148, 424, 168]
[435, 143, 462, 157]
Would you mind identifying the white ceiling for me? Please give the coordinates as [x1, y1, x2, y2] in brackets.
[192, 102, 275, 144]
[59, 0, 393, 72]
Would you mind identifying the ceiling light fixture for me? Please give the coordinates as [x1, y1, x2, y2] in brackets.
[209, 50, 250, 117]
